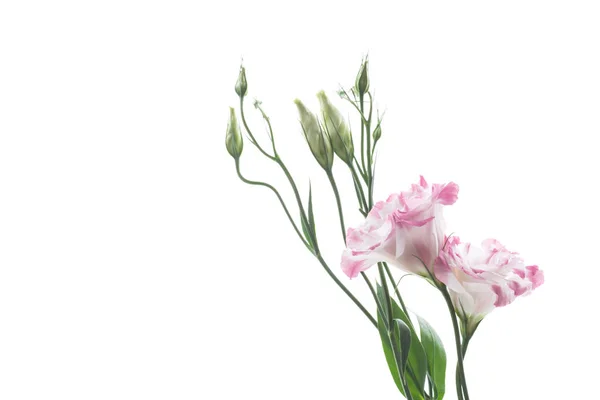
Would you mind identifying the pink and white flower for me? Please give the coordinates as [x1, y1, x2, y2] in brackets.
[341, 176, 459, 278]
[434, 236, 544, 331]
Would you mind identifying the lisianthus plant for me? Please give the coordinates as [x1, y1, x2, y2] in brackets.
[225, 58, 543, 400]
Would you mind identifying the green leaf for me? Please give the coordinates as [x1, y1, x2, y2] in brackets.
[393, 318, 412, 372]
[377, 312, 406, 396]
[376, 285, 428, 400]
[300, 184, 316, 252]
[300, 216, 313, 251]
[417, 316, 447, 399]
[307, 183, 315, 237]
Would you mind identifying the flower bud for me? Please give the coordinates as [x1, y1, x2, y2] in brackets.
[373, 122, 382, 143]
[225, 107, 243, 159]
[294, 99, 333, 170]
[235, 65, 248, 98]
[354, 57, 370, 96]
[316, 91, 354, 165]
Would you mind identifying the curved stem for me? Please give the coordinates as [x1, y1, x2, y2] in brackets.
[274, 158, 313, 248]
[239, 97, 276, 160]
[235, 159, 310, 251]
[236, 159, 375, 327]
[441, 287, 470, 400]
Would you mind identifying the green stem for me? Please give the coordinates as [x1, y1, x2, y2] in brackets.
[366, 92, 373, 187]
[239, 96, 312, 251]
[239, 97, 275, 160]
[235, 110, 375, 327]
[382, 263, 411, 327]
[235, 159, 310, 252]
[441, 287, 470, 400]
[361, 271, 388, 329]
[326, 170, 380, 330]
[349, 164, 368, 214]
[315, 253, 377, 328]
[378, 262, 393, 328]
[275, 157, 313, 249]
[359, 93, 366, 177]
[455, 369, 464, 400]
[462, 335, 471, 358]
[327, 170, 346, 242]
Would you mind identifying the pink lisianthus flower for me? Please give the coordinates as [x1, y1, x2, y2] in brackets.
[434, 236, 544, 334]
[341, 176, 459, 279]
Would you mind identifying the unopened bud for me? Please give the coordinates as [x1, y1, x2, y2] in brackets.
[225, 107, 243, 159]
[294, 99, 333, 170]
[235, 65, 248, 98]
[355, 57, 370, 96]
[373, 123, 382, 143]
[316, 91, 354, 165]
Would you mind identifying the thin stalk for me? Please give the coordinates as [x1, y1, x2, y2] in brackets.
[441, 287, 470, 400]
[236, 105, 375, 327]
[455, 371, 464, 400]
[353, 156, 368, 182]
[326, 169, 381, 331]
[382, 263, 411, 327]
[366, 92, 373, 186]
[360, 271, 388, 330]
[378, 263, 393, 328]
[315, 253, 377, 327]
[235, 159, 310, 252]
[359, 93, 366, 176]
[239, 97, 275, 160]
[349, 164, 368, 214]
[239, 96, 312, 251]
[326, 170, 346, 242]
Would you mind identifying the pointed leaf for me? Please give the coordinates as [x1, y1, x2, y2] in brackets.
[377, 312, 406, 396]
[300, 213, 314, 252]
[394, 318, 412, 371]
[376, 285, 428, 399]
[417, 316, 447, 399]
[308, 183, 315, 236]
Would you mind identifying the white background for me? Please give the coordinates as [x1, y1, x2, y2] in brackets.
[1, 1, 599, 399]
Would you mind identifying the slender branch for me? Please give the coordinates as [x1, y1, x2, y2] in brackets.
[349, 164, 368, 214]
[239, 97, 276, 160]
[340, 89, 369, 124]
[326, 170, 346, 242]
[315, 254, 377, 327]
[235, 111, 375, 326]
[240, 96, 311, 251]
[359, 94, 366, 183]
[366, 92, 373, 186]
[441, 287, 470, 400]
[253, 101, 278, 155]
[378, 263, 393, 328]
[235, 159, 310, 252]
[382, 263, 411, 327]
